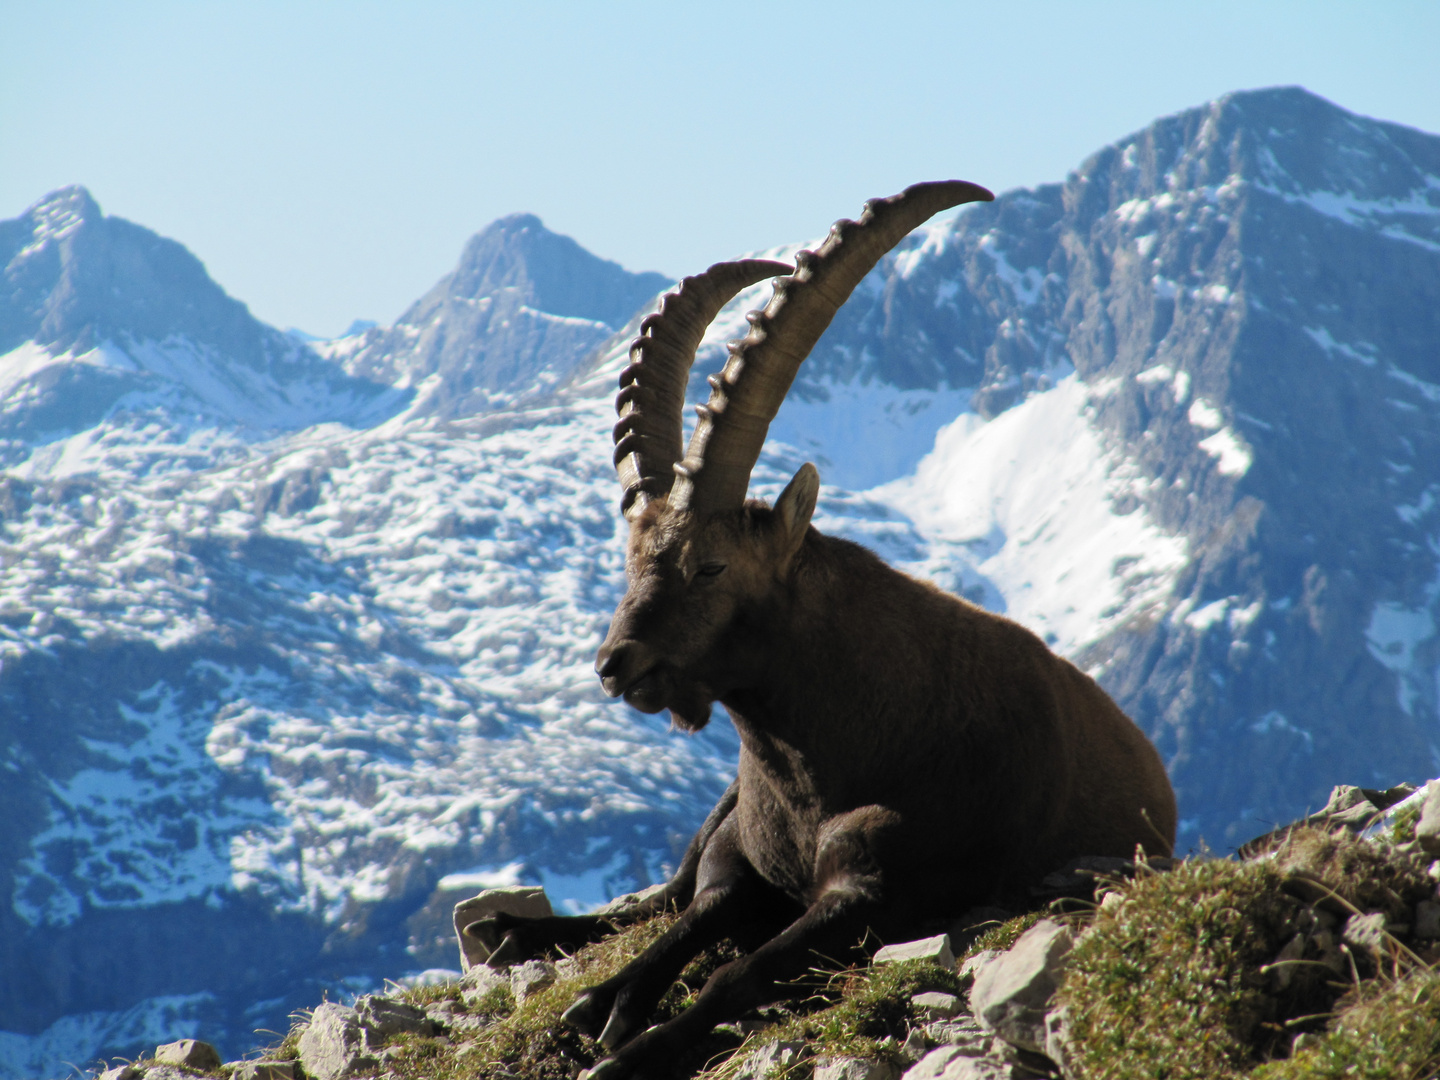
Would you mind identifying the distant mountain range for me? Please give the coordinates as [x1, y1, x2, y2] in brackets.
[2, 85, 1438, 1077]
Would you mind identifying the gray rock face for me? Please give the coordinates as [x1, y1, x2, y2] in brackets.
[228, 1063, 296, 1080]
[1416, 781, 1440, 854]
[902, 1047, 1017, 1080]
[969, 920, 1074, 1053]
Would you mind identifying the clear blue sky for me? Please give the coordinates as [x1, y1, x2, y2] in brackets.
[3, 1, 1437, 337]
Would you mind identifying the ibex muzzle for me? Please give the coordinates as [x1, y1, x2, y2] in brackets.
[472, 182, 1177, 1080]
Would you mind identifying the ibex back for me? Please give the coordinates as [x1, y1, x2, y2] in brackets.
[469, 181, 1176, 1079]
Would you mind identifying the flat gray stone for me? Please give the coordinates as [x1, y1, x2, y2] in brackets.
[98, 1067, 143, 1080]
[453, 885, 553, 970]
[911, 991, 962, 1020]
[814, 1057, 901, 1080]
[297, 1003, 379, 1080]
[874, 934, 956, 969]
[154, 1040, 222, 1072]
[970, 919, 1074, 1053]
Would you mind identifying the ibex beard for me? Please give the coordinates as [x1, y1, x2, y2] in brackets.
[466, 181, 1178, 1080]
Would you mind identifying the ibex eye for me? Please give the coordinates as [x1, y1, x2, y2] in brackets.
[695, 564, 726, 580]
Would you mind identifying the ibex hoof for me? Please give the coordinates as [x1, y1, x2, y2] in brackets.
[561, 990, 608, 1035]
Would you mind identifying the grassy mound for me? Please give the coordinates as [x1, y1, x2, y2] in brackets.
[1059, 828, 1437, 1080]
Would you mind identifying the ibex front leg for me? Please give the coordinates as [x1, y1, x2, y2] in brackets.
[469, 780, 740, 966]
[563, 812, 796, 1049]
[584, 808, 897, 1080]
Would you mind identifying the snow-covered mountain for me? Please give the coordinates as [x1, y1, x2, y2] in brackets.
[2, 86, 1438, 1077]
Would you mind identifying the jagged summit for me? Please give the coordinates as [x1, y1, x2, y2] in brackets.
[339, 213, 670, 418]
[435, 212, 670, 330]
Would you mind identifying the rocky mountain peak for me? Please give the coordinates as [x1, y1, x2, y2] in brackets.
[340, 214, 670, 419]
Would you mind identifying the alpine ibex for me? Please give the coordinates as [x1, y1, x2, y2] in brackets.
[470, 181, 1177, 1079]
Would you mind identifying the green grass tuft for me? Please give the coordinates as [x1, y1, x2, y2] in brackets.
[1250, 967, 1440, 1080]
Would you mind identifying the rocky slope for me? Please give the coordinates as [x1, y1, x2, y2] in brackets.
[2, 86, 1438, 1076]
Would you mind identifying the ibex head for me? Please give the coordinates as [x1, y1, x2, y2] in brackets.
[594, 181, 994, 730]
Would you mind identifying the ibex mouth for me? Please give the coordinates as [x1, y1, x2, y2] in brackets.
[612, 668, 667, 713]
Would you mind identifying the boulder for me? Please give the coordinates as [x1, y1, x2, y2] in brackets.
[154, 1040, 222, 1072]
[969, 919, 1075, 1053]
[957, 950, 1003, 987]
[297, 1003, 379, 1080]
[453, 885, 554, 970]
[874, 934, 956, 969]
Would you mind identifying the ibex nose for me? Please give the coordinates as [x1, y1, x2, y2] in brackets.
[595, 641, 623, 680]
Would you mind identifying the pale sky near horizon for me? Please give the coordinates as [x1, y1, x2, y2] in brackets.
[3, 1, 1438, 337]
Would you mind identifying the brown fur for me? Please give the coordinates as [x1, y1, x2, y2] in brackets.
[542, 465, 1178, 1077]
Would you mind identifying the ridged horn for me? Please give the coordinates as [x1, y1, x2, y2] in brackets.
[670, 180, 994, 516]
[614, 259, 793, 519]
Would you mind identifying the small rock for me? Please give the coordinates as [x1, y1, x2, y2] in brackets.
[355, 994, 438, 1038]
[1098, 891, 1124, 914]
[815, 1058, 900, 1080]
[154, 1040, 222, 1072]
[970, 919, 1074, 1053]
[142, 1069, 191, 1080]
[229, 1063, 297, 1080]
[901, 1046, 1016, 1079]
[297, 1002, 379, 1080]
[453, 885, 553, 970]
[1416, 781, 1440, 855]
[875, 934, 956, 969]
[1341, 911, 1390, 954]
[1292, 1032, 1322, 1054]
[911, 991, 962, 1020]
[98, 1067, 142, 1080]
[957, 950, 1002, 986]
[510, 959, 557, 1001]
[1043, 1004, 1074, 1078]
[733, 1041, 807, 1079]
[1417, 900, 1440, 938]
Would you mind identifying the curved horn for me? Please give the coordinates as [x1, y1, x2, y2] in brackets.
[614, 259, 793, 519]
[670, 180, 994, 516]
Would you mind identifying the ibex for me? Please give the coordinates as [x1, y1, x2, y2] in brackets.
[470, 181, 1177, 1079]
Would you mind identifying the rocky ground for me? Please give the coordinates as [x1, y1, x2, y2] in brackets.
[88, 779, 1440, 1080]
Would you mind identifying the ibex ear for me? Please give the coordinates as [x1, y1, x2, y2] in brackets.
[774, 462, 819, 560]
